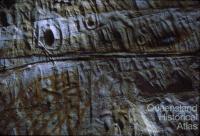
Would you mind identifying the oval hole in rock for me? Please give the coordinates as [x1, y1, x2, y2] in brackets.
[44, 29, 55, 46]
[87, 17, 95, 26]
[0, 12, 8, 27]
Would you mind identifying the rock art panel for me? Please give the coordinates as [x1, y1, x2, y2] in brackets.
[0, 0, 199, 135]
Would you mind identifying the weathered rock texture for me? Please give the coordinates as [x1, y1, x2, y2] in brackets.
[0, 0, 199, 135]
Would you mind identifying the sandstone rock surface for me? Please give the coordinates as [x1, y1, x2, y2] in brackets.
[0, 0, 199, 135]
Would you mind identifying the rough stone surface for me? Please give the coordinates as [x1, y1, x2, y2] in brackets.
[0, 0, 199, 135]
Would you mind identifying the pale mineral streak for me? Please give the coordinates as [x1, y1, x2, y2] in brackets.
[0, 0, 199, 135]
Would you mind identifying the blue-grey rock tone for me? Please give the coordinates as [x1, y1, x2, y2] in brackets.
[0, 0, 199, 135]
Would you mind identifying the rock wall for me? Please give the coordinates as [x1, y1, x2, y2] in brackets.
[0, 0, 199, 135]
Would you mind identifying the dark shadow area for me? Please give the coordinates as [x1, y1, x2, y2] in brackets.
[0, 11, 8, 27]
[44, 29, 55, 46]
